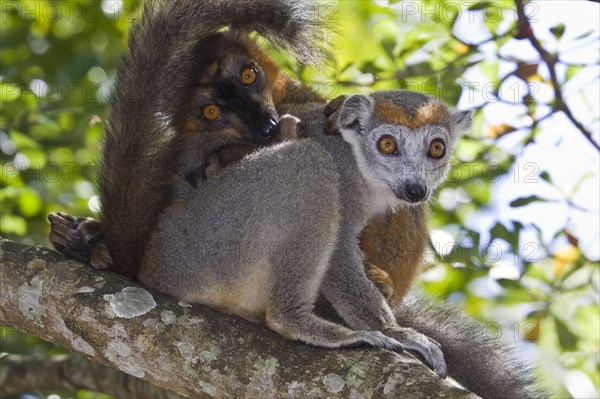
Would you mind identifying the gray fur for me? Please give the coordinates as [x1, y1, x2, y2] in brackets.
[395, 298, 549, 399]
[97, 0, 325, 278]
[141, 91, 471, 378]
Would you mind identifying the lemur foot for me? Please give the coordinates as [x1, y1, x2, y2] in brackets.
[366, 263, 395, 301]
[88, 241, 114, 271]
[383, 327, 447, 378]
[47, 212, 113, 270]
[279, 114, 301, 140]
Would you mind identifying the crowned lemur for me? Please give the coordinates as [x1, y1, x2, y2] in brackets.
[141, 91, 545, 399]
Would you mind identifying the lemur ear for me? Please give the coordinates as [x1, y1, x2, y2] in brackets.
[451, 110, 473, 136]
[324, 95, 348, 135]
[339, 95, 374, 134]
[324, 95, 347, 118]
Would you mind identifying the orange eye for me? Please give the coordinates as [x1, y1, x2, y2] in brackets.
[202, 104, 221, 121]
[377, 135, 397, 155]
[241, 67, 257, 85]
[428, 139, 446, 158]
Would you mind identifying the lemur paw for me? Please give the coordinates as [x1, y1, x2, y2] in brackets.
[89, 241, 114, 270]
[47, 212, 111, 269]
[383, 327, 447, 379]
[366, 264, 395, 301]
[357, 331, 403, 352]
[279, 114, 301, 140]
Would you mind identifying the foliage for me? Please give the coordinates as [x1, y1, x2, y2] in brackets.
[1, 0, 598, 398]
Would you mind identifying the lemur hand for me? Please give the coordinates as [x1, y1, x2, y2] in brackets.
[366, 263, 395, 301]
[279, 114, 301, 140]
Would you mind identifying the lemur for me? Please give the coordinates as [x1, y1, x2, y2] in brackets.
[47, 0, 415, 303]
[141, 91, 545, 398]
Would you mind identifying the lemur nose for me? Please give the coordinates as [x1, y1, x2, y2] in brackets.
[405, 183, 427, 203]
[258, 117, 280, 141]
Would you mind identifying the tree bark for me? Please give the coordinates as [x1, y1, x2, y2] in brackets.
[0, 238, 478, 398]
[0, 353, 184, 399]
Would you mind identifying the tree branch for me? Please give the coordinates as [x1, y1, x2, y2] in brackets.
[0, 239, 477, 399]
[0, 354, 184, 399]
[515, 0, 599, 150]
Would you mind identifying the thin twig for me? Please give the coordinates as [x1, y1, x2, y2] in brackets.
[515, 0, 599, 150]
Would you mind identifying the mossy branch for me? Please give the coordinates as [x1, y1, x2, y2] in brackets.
[0, 238, 476, 398]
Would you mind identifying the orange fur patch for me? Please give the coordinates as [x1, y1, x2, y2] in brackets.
[215, 127, 243, 139]
[241, 35, 289, 106]
[271, 75, 288, 106]
[182, 117, 201, 134]
[375, 100, 450, 130]
[197, 61, 219, 85]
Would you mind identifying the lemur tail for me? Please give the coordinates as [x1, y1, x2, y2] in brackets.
[99, 0, 325, 278]
[394, 298, 548, 399]
[140, 0, 327, 65]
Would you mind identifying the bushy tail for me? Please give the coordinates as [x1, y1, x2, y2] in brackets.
[98, 0, 325, 278]
[394, 298, 548, 399]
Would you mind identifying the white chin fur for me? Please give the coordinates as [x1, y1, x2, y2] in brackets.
[369, 187, 402, 216]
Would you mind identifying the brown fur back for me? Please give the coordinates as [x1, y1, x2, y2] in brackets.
[360, 204, 428, 304]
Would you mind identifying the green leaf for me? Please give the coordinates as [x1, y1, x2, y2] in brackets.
[464, 181, 491, 204]
[496, 278, 521, 289]
[539, 171, 552, 184]
[77, 391, 112, 399]
[550, 24, 566, 41]
[572, 171, 595, 194]
[359, 61, 384, 75]
[468, 2, 489, 11]
[0, 82, 21, 103]
[9, 130, 40, 151]
[381, 37, 397, 61]
[0, 214, 27, 236]
[526, 309, 548, 320]
[565, 65, 583, 81]
[509, 196, 546, 207]
[489, 222, 522, 249]
[554, 316, 578, 351]
[573, 304, 600, 343]
[18, 188, 43, 218]
[479, 61, 500, 86]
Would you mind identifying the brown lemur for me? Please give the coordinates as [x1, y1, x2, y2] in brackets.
[48, 0, 324, 277]
[143, 91, 545, 399]
[48, 0, 422, 304]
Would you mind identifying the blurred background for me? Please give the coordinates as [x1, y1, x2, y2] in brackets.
[1, 0, 598, 398]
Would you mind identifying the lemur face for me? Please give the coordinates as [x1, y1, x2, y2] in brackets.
[360, 124, 455, 204]
[189, 54, 279, 144]
[337, 92, 471, 206]
[177, 33, 284, 148]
